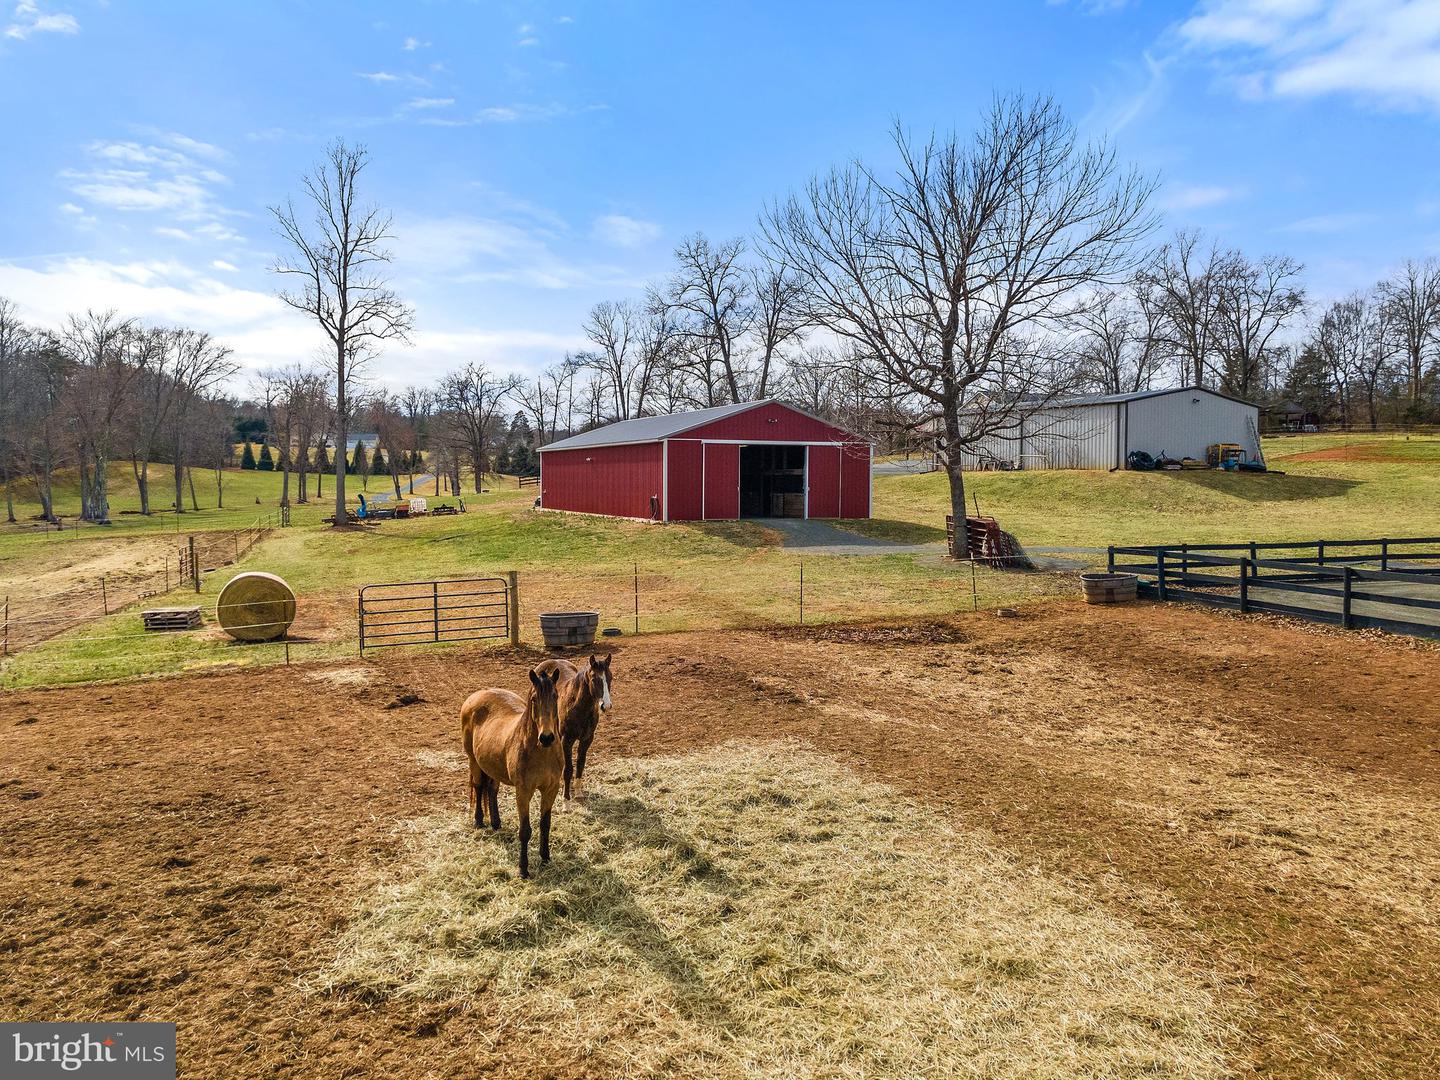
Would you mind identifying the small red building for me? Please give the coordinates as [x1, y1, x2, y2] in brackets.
[538, 400, 872, 521]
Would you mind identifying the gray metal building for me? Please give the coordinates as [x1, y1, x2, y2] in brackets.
[954, 387, 1261, 471]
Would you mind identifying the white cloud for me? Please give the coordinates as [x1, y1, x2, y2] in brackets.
[0, 256, 301, 371]
[1279, 211, 1377, 232]
[517, 36, 540, 47]
[56, 136, 245, 254]
[592, 214, 662, 248]
[1178, 0, 1440, 111]
[401, 36, 428, 51]
[211, 260, 239, 272]
[358, 70, 428, 86]
[4, 0, 78, 40]
[406, 96, 454, 109]
[1158, 183, 1247, 211]
[394, 214, 636, 292]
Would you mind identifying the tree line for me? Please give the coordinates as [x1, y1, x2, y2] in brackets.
[0, 301, 237, 524]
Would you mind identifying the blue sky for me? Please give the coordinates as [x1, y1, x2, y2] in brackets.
[3, 0, 1440, 389]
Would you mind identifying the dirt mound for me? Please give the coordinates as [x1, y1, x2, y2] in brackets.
[767, 619, 970, 646]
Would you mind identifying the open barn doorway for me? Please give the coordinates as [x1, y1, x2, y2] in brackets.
[739, 444, 806, 518]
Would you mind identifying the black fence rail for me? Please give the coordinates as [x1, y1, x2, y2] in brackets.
[358, 574, 517, 651]
[1108, 537, 1440, 639]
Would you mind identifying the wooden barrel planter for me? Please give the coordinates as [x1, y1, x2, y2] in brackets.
[217, 571, 296, 641]
[1080, 572, 1138, 605]
[539, 611, 600, 649]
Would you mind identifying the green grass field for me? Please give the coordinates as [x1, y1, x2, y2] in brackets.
[860, 432, 1440, 548]
[2, 432, 1434, 688]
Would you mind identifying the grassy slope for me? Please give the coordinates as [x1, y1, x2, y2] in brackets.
[2, 488, 1055, 687]
[861, 433, 1440, 548]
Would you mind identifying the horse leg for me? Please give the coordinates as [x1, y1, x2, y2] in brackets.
[576, 734, 594, 791]
[469, 761, 484, 829]
[487, 775, 502, 830]
[539, 784, 558, 864]
[515, 784, 533, 879]
[563, 734, 575, 801]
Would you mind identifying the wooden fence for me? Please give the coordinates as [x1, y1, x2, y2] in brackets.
[1108, 537, 1440, 638]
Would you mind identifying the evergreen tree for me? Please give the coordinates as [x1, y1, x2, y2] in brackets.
[372, 446, 387, 474]
[241, 441, 257, 470]
[258, 442, 275, 471]
[349, 439, 366, 475]
[315, 444, 331, 472]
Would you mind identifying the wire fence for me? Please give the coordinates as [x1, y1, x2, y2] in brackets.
[0, 557, 1075, 688]
[2, 516, 276, 656]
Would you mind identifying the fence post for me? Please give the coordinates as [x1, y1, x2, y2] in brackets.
[1380, 538, 1389, 572]
[1249, 541, 1259, 580]
[1342, 566, 1354, 629]
[799, 562, 805, 626]
[357, 592, 365, 656]
[1106, 546, 1115, 573]
[432, 581, 440, 643]
[1239, 559, 1250, 613]
[1180, 543, 1189, 576]
[506, 570, 520, 647]
[100, 576, 108, 616]
[1156, 550, 1168, 601]
[189, 536, 199, 593]
[633, 563, 639, 635]
[3, 595, 8, 658]
[235, 534, 240, 563]
[1318, 540, 1326, 566]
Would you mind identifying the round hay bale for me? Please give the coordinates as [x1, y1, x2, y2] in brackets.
[217, 571, 296, 642]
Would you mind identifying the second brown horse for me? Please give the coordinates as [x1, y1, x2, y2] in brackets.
[461, 667, 562, 878]
[535, 653, 612, 801]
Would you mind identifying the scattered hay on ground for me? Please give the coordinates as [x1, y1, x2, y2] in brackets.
[312, 742, 1233, 1079]
[303, 666, 375, 688]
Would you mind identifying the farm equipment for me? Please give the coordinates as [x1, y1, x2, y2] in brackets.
[1206, 443, 1246, 468]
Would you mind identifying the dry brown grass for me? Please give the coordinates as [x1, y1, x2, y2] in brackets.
[312, 742, 1234, 1079]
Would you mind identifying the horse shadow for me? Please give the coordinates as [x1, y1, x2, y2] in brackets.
[473, 789, 741, 1023]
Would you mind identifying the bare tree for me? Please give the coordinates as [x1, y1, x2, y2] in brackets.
[0, 298, 36, 523]
[436, 362, 521, 492]
[1312, 294, 1388, 429]
[1376, 258, 1440, 415]
[749, 256, 810, 398]
[1140, 230, 1226, 388]
[1072, 282, 1164, 395]
[169, 329, 236, 516]
[400, 384, 434, 488]
[765, 98, 1155, 555]
[664, 233, 752, 404]
[60, 310, 146, 522]
[271, 139, 413, 526]
[1213, 252, 1305, 399]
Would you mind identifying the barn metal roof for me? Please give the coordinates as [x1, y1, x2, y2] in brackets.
[1054, 386, 1258, 409]
[539, 399, 780, 452]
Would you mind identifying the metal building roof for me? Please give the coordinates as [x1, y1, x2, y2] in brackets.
[539, 400, 776, 452]
[1053, 386, 1258, 409]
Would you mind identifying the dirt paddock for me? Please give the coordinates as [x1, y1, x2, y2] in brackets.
[2, 601, 1438, 1077]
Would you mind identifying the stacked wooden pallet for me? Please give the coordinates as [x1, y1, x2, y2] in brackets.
[141, 607, 203, 632]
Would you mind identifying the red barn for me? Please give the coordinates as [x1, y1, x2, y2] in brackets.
[538, 400, 872, 521]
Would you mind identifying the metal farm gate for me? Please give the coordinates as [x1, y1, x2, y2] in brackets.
[358, 574, 518, 651]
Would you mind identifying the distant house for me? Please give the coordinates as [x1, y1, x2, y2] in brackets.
[949, 387, 1261, 470]
[1263, 400, 1320, 432]
[538, 400, 872, 521]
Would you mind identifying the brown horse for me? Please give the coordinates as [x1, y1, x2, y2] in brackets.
[535, 653, 612, 801]
[461, 667, 562, 878]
